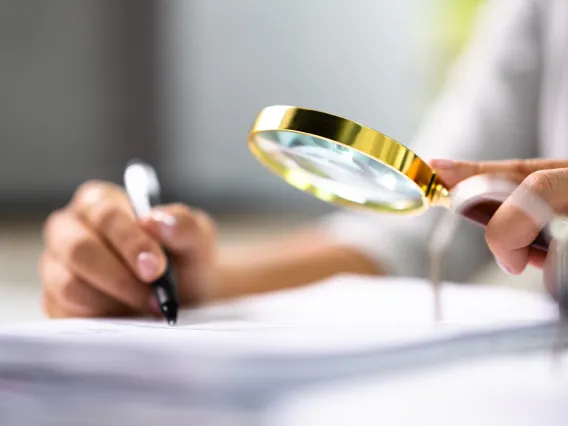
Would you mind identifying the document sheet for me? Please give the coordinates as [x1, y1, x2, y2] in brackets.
[0, 275, 564, 426]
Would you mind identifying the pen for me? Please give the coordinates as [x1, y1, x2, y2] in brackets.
[124, 160, 179, 326]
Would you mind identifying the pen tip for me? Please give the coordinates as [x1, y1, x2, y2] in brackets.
[159, 301, 178, 327]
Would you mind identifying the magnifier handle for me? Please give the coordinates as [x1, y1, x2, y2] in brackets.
[457, 199, 550, 253]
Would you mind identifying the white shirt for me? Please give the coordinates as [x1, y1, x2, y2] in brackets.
[320, 0, 568, 281]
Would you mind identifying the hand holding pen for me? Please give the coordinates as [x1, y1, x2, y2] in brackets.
[124, 161, 180, 324]
[39, 165, 217, 320]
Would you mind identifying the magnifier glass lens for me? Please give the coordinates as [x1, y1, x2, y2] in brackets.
[253, 131, 424, 207]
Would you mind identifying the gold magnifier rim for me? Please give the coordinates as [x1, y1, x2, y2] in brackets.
[248, 105, 449, 214]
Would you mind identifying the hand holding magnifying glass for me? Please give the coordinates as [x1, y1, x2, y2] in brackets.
[248, 106, 554, 256]
[431, 159, 568, 273]
[431, 160, 568, 321]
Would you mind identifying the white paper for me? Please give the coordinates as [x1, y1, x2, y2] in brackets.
[0, 275, 559, 359]
[0, 275, 564, 426]
[1, 275, 558, 337]
[227, 274, 557, 327]
[268, 351, 568, 426]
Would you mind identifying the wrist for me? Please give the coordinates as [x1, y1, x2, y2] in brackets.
[198, 261, 251, 304]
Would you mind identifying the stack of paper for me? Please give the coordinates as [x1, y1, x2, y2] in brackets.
[0, 275, 565, 425]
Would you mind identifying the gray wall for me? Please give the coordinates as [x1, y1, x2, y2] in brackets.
[0, 0, 157, 211]
[158, 0, 436, 212]
[0, 0, 438, 215]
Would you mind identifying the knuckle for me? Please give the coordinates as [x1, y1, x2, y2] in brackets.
[168, 203, 193, 217]
[524, 170, 557, 194]
[194, 209, 217, 237]
[74, 180, 109, 204]
[122, 232, 157, 260]
[67, 235, 97, 266]
[90, 202, 123, 231]
[159, 203, 216, 242]
[514, 159, 533, 176]
[43, 208, 66, 242]
[166, 203, 199, 230]
[97, 214, 158, 262]
[58, 273, 81, 303]
[73, 180, 124, 212]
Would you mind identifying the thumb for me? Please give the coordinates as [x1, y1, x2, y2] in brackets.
[139, 204, 217, 258]
[139, 204, 218, 306]
[430, 158, 568, 188]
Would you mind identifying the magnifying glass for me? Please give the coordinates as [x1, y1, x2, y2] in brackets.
[248, 105, 550, 253]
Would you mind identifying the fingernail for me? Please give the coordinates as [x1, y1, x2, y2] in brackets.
[149, 295, 161, 314]
[150, 211, 176, 238]
[431, 159, 455, 169]
[137, 252, 159, 281]
[495, 258, 513, 275]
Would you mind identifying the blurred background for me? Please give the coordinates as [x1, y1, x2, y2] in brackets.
[0, 0, 537, 324]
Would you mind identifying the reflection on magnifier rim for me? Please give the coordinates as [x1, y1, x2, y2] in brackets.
[248, 105, 450, 214]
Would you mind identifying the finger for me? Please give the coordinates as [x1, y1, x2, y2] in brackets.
[70, 181, 167, 283]
[527, 248, 546, 269]
[140, 204, 217, 306]
[40, 252, 136, 317]
[486, 207, 534, 275]
[140, 204, 216, 259]
[43, 209, 154, 313]
[431, 158, 568, 188]
[485, 169, 568, 273]
[43, 290, 67, 319]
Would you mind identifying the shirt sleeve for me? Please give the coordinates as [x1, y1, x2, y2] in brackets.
[318, 0, 543, 281]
